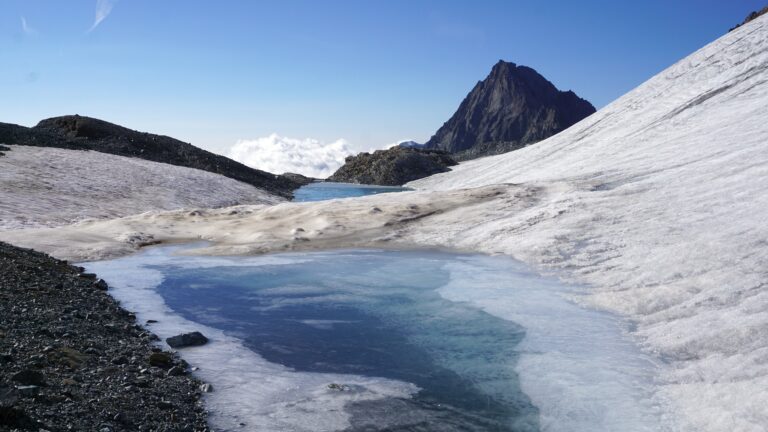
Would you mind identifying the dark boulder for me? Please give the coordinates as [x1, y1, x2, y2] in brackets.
[148, 352, 173, 368]
[166, 331, 209, 349]
[11, 370, 45, 386]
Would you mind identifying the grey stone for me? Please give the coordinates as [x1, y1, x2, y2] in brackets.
[11, 369, 45, 386]
[148, 352, 173, 368]
[166, 331, 208, 348]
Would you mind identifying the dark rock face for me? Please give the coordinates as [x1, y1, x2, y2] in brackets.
[166, 332, 209, 349]
[0, 115, 302, 198]
[425, 61, 595, 160]
[729, 6, 768, 31]
[0, 241, 209, 431]
[281, 172, 316, 186]
[327, 147, 457, 186]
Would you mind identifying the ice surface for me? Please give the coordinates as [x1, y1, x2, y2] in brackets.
[438, 257, 665, 431]
[0, 145, 282, 231]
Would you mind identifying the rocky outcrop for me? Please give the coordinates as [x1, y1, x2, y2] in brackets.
[425, 61, 595, 160]
[730, 6, 768, 31]
[0, 241, 208, 430]
[327, 147, 457, 186]
[0, 115, 302, 198]
[166, 332, 209, 349]
[281, 172, 316, 187]
[396, 140, 426, 149]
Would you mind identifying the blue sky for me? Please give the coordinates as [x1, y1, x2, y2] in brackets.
[2, 0, 764, 156]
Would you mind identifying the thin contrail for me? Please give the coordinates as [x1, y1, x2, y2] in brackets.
[21, 16, 37, 35]
[88, 0, 117, 33]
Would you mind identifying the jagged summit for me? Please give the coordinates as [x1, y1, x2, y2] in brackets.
[425, 60, 595, 160]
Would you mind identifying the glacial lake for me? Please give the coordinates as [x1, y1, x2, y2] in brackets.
[293, 182, 410, 202]
[84, 246, 665, 432]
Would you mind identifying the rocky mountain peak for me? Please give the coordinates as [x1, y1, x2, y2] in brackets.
[425, 60, 595, 160]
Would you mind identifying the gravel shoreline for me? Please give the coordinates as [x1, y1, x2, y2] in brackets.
[0, 241, 209, 431]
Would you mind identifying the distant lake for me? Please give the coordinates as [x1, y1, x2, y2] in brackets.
[293, 182, 410, 202]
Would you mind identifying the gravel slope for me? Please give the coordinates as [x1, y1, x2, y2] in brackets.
[0, 241, 208, 431]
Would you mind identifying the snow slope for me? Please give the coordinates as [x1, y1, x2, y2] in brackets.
[0, 145, 283, 231]
[409, 16, 768, 431]
[3, 14, 768, 432]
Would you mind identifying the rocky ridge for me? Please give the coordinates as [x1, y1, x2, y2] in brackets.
[0, 115, 301, 198]
[425, 60, 595, 160]
[730, 5, 768, 31]
[327, 147, 457, 186]
[0, 241, 208, 431]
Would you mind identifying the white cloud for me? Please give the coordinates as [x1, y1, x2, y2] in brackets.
[88, 0, 117, 32]
[20, 16, 37, 35]
[228, 134, 354, 178]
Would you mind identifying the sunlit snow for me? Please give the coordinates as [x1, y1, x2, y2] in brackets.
[0, 146, 282, 231]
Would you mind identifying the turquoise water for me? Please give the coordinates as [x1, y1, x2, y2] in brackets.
[84, 244, 664, 431]
[293, 182, 410, 202]
[155, 249, 538, 431]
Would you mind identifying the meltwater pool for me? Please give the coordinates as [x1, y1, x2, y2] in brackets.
[84, 246, 666, 432]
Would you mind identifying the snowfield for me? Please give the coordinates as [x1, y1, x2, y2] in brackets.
[0, 145, 283, 231]
[2, 14, 768, 432]
[409, 16, 768, 432]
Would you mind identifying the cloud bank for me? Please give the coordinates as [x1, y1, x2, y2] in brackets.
[228, 134, 354, 178]
[89, 0, 117, 32]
